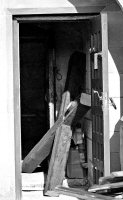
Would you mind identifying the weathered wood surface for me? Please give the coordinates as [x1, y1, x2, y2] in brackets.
[54, 186, 114, 200]
[58, 91, 70, 117]
[88, 181, 123, 193]
[22, 93, 91, 173]
[44, 91, 70, 195]
[44, 125, 72, 196]
[99, 171, 123, 185]
[22, 100, 77, 173]
[80, 93, 91, 107]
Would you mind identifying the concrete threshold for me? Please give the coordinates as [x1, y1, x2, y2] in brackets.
[22, 172, 78, 200]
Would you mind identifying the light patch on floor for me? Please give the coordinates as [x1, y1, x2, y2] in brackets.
[22, 172, 77, 200]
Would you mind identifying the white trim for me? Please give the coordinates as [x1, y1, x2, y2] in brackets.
[13, 19, 22, 200]
[101, 12, 110, 176]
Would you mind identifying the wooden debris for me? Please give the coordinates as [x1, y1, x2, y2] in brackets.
[88, 181, 123, 195]
[44, 125, 72, 196]
[99, 171, 123, 185]
[22, 92, 90, 173]
[44, 92, 70, 196]
[80, 93, 91, 107]
[58, 91, 70, 117]
[54, 186, 114, 200]
[22, 100, 78, 173]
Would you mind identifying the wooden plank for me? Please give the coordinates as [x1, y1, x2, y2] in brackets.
[44, 91, 70, 195]
[58, 91, 70, 117]
[80, 93, 91, 107]
[44, 125, 72, 196]
[54, 186, 114, 200]
[88, 181, 123, 193]
[22, 100, 77, 173]
[99, 172, 123, 185]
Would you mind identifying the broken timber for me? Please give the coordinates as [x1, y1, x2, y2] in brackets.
[22, 99, 77, 173]
[44, 124, 72, 196]
[44, 92, 70, 195]
[54, 186, 115, 200]
[22, 92, 91, 173]
[44, 93, 91, 196]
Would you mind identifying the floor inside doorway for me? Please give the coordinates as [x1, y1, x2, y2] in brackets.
[22, 172, 78, 200]
[22, 191, 78, 200]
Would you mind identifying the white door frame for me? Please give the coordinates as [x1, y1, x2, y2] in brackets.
[12, 10, 109, 199]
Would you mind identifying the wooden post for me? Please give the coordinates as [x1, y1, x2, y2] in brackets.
[44, 125, 72, 196]
[44, 91, 70, 196]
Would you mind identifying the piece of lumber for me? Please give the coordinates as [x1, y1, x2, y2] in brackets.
[88, 181, 123, 193]
[54, 186, 114, 200]
[44, 125, 72, 196]
[58, 91, 70, 117]
[80, 93, 91, 107]
[44, 91, 70, 196]
[22, 100, 78, 173]
[99, 171, 123, 185]
[111, 171, 123, 177]
[44, 91, 70, 195]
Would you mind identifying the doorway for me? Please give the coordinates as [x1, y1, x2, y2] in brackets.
[19, 18, 90, 175]
[14, 13, 109, 189]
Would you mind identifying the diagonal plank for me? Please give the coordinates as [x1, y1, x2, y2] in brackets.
[22, 92, 90, 173]
[22, 98, 77, 173]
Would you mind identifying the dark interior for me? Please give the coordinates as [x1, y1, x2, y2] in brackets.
[20, 24, 49, 160]
[19, 21, 88, 172]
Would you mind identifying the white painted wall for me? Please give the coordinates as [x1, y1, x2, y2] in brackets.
[108, 10, 123, 172]
[0, 2, 106, 199]
[0, 0, 122, 199]
[0, 7, 17, 200]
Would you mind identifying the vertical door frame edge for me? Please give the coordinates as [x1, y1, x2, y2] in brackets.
[101, 11, 110, 176]
[13, 18, 22, 200]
